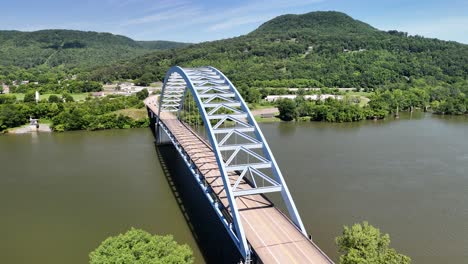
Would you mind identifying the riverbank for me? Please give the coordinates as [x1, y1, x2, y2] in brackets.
[251, 107, 282, 123]
[3, 107, 466, 135]
[0, 92, 147, 134]
[6, 123, 52, 134]
[254, 106, 468, 123]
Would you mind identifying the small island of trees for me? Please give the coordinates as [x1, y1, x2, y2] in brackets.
[89, 228, 194, 264]
[92, 222, 409, 264]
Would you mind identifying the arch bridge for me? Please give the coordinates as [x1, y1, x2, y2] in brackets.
[145, 66, 333, 264]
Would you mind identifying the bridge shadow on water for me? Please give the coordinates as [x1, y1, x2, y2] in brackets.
[155, 143, 242, 264]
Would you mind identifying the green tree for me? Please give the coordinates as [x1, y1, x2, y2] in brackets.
[336, 221, 411, 264]
[89, 228, 193, 264]
[0, 104, 29, 131]
[277, 99, 298, 121]
[137, 73, 154, 86]
[23, 91, 36, 103]
[47, 103, 61, 118]
[62, 93, 74, 102]
[48, 95, 61, 103]
[0, 94, 16, 104]
[136, 88, 149, 100]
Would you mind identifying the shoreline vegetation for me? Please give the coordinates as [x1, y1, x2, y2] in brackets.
[0, 89, 150, 133]
[272, 86, 467, 122]
[2, 85, 467, 134]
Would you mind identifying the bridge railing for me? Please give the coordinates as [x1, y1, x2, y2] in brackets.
[155, 66, 308, 261]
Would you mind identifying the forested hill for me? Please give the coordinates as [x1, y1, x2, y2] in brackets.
[0, 29, 188, 69]
[251, 11, 377, 36]
[89, 11, 468, 89]
[137, 40, 191, 50]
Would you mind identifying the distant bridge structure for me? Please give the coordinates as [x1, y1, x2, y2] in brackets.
[145, 66, 333, 264]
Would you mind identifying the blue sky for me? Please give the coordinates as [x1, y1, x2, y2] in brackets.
[1, 0, 467, 43]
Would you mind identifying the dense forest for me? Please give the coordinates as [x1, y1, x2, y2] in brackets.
[84, 11, 468, 120]
[137, 40, 191, 50]
[0, 30, 189, 69]
[88, 11, 468, 90]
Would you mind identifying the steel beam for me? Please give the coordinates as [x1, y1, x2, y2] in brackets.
[156, 66, 308, 262]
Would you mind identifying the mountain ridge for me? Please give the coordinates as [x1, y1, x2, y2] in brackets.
[0, 29, 189, 69]
[88, 11, 468, 89]
[1, 11, 467, 89]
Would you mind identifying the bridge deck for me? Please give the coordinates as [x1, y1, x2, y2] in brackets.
[146, 97, 332, 264]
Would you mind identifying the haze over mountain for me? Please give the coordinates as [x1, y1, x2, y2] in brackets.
[0, 29, 190, 69]
[89, 11, 468, 89]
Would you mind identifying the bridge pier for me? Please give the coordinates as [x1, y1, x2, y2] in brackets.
[147, 106, 172, 145]
[156, 144, 243, 263]
[155, 123, 173, 145]
[146, 106, 156, 135]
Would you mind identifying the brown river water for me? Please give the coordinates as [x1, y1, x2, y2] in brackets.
[0, 112, 467, 263]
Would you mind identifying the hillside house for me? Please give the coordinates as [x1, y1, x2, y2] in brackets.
[91, 92, 106, 97]
[1, 84, 10, 94]
[265, 94, 343, 102]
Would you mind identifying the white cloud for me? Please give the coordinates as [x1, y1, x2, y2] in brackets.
[228, 0, 324, 14]
[208, 15, 274, 31]
[145, 0, 190, 12]
[122, 6, 201, 25]
[64, 0, 326, 41]
[376, 16, 468, 44]
[122, 0, 324, 30]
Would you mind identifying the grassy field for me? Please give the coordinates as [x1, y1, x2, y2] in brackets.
[249, 103, 276, 110]
[113, 108, 147, 120]
[358, 96, 371, 107]
[254, 116, 281, 123]
[344, 91, 372, 97]
[9, 93, 89, 101]
[38, 118, 53, 124]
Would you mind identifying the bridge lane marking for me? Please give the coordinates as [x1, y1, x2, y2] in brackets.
[245, 192, 315, 263]
[259, 207, 316, 263]
[239, 196, 300, 264]
[240, 211, 281, 264]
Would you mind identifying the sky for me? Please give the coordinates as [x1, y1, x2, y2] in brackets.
[1, 0, 467, 44]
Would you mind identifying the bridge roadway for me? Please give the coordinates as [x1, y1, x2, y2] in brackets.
[145, 96, 333, 264]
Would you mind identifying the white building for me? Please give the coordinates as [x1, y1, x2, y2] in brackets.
[119, 83, 147, 94]
[265, 94, 343, 102]
[1, 84, 10, 94]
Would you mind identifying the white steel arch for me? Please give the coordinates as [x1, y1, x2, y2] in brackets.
[156, 66, 306, 260]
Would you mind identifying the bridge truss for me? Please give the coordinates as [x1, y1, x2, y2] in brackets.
[156, 66, 307, 261]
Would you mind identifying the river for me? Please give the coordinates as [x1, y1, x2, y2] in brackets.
[0, 112, 467, 263]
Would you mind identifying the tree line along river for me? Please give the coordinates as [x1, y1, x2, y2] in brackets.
[0, 112, 467, 263]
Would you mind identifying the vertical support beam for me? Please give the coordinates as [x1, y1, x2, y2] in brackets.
[208, 66, 307, 236]
[156, 123, 161, 144]
[177, 84, 189, 120]
[168, 66, 251, 260]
